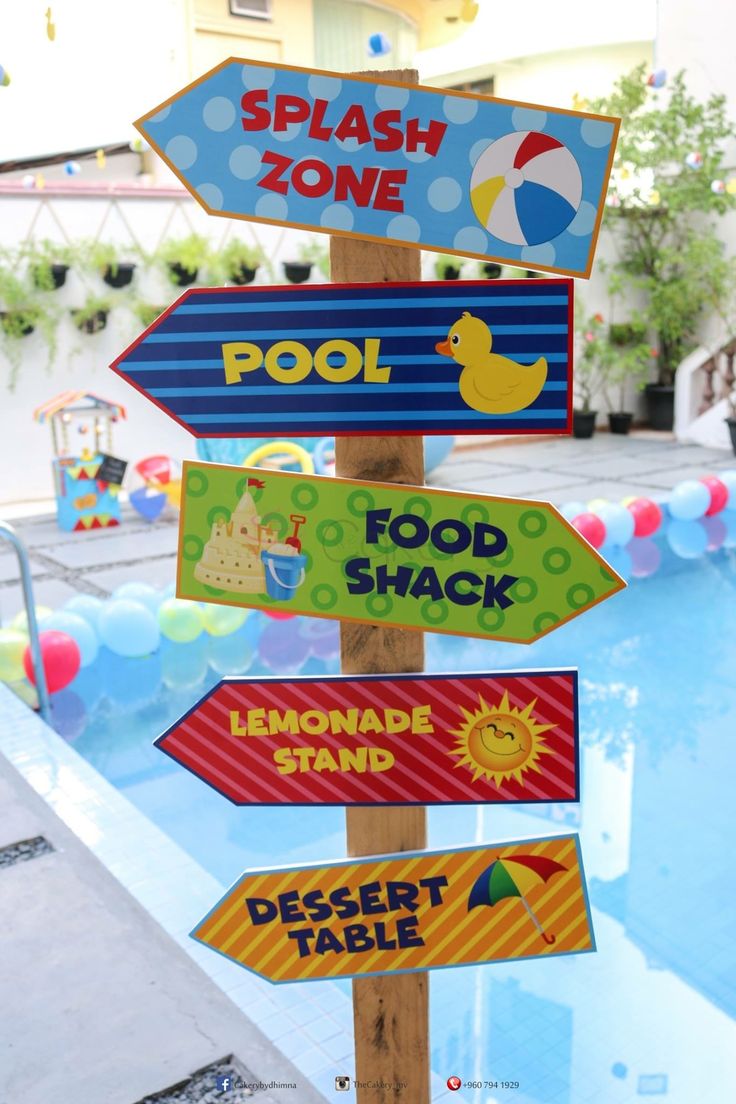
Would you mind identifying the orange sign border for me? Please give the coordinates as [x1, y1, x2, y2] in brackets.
[135, 57, 620, 280]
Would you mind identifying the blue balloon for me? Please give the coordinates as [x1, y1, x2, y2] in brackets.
[719, 469, 736, 508]
[666, 518, 708, 558]
[600, 545, 632, 582]
[597, 503, 635, 547]
[161, 638, 209, 690]
[627, 537, 661, 578]
[112, 582, 163, 615]
[50, 689, 87, 742]
[669, 479, 710, 520]
[721, 508, 736, 548]
[367, 32, 391, 57]
[559, 500, 588, 521]
[45, 610, 99, 667]
[102, 648, 162, 711]
[424, 436, 455, 474]
[208, 629, 254, 675]
[64, 593, 104, 631]
[98, 599, 160, 658]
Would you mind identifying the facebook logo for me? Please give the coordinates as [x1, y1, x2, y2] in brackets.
[216, 1075, 232, 1092]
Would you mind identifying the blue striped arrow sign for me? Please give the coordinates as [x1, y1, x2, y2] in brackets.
[111, 279, 572, 438]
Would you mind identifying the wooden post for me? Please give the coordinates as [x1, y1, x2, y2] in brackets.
[332, 68, 429, 1104]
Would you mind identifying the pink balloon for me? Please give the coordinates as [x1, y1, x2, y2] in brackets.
[572, 512, 606, 549]
[628, 497, 662, 538]
[23, 630, 80, 694]
[628, 538, 661, 578]
[701, 475, 729, 516]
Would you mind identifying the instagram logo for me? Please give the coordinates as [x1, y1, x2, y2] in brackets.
[447, 1076, 462, 1091]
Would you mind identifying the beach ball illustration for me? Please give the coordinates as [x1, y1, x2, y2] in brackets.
[470, 131, 583, 246]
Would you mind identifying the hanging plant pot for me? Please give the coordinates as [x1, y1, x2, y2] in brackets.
[572, 409, 597, 438]
[644, 383, 675, 431]
[608, 411, 634, 435]
[480, 263, 502, 279]
[32, 264, 68, 291]
[725, 416, 736, 455]
[103, 262, 136, 289]
[438, 263, 462, 280]
[0, 310, 35, 337]
[73, 309, 109, 334]
[167, 262, 198, 287]
[229, 263, 258, 286]
[283, 261, 312, 284]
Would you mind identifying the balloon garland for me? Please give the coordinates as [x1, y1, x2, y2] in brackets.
[563, 469, 736, 575]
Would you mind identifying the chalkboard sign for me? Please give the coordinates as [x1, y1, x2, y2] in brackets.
[96, 453, 128, 486]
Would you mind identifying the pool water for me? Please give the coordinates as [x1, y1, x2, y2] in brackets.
[61, 537, 736, 1103]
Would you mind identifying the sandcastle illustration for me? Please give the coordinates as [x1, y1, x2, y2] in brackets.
[195, 483, 308, 600]
[194, 485, 279, 593]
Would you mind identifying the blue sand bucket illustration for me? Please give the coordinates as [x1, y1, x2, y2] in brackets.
[261, 549, 307, 601]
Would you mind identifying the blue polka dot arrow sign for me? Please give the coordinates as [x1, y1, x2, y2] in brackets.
[135, 60, 619, 278]
[177, 462, 625, 643]
[110, 279, 573, 438]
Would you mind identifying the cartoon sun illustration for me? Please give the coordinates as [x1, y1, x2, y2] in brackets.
[449, 691, 555, 786]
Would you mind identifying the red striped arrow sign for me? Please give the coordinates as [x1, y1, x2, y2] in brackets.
[155, 670, 579, 806]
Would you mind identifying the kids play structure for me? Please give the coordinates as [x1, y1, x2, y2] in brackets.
[33, 391, 127, 532]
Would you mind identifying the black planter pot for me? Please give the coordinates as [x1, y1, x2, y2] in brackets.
[608, 411, 634, 435]
[573, 409, 597, 438]
[32, 263, 68, 290]
[480, 263, 502, 279]
[0, 311, 35, 337]
[74, 309, 109, 334]
[439, 265, 462, 280]
[229, 264, 258, 286]
[525, 269, 542, 279]
[644, 383, 675, 431]
[726, 416, 736, 455]
[283, 262, 312, 284]
[103, 262, 136, 289]
[167, 262, 198, 287]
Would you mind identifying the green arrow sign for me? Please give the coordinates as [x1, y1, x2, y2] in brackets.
[178, 462, 625, 642]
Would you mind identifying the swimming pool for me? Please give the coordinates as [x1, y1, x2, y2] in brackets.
[53, 534, 736, 1102]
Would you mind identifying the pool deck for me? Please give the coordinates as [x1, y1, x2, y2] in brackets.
[0, 695, 328, 1104]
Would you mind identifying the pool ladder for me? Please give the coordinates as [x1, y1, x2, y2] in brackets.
[0, 522, 51, 722]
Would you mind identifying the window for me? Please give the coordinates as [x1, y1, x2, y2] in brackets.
[449, 76, 495, 97]
[229, 0, 271, 19]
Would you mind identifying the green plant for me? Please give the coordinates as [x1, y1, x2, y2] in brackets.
[216, 239, 265, 282]
[23, 239, 76, 289]
[71, 293, 112, 331]
[434, 253, 463, 278]
[0, 269, 59, 387]
[80, 240, 125, 276]
[574, 312, 608, 413]
[589, 66, 736, 385]
[600, 333, 656, 413]
[296, 239, 330, 277]
[158, 234, 211, 280]
[131, 300, 167, 329]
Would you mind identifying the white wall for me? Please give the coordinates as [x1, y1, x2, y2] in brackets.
[0, 187, 334, 504]
[0, 0, 190, 160]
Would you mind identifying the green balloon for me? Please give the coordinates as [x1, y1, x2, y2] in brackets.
[158, 598, 204, 643]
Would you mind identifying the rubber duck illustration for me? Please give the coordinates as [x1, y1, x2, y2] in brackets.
[435, 312, 548, 414]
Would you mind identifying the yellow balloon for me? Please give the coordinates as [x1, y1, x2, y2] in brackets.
[201, 605, 248, 637]
[621, 495, 637, 507]
[0, 629, 27, 682]
[158, 598, 204, 643]
[587, 498, 608, 512]
[11, 605, 52, 633]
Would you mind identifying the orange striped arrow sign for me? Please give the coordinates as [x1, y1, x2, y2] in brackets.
[191, 833, 594, 983]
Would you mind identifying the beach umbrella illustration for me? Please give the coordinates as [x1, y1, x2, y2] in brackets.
[467, 853, 567, 944]
[470, 131, 582, 246]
